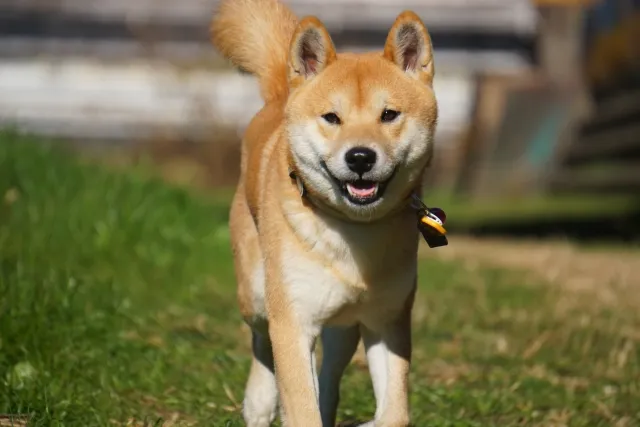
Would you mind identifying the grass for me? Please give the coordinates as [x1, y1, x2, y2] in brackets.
[426, 191, 640, 230]
[1, 130, 639, 426]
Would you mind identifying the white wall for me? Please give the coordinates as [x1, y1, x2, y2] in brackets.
[0, 48, 530, 143]
[3, 0, 537, 35]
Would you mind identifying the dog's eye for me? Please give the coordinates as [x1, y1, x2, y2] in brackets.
[321, 113, 342, 125]
[380, 109, 400, 123]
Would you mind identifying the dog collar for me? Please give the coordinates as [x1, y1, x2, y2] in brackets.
[288, 167, 448, 248]
[289, 168, 306, 198]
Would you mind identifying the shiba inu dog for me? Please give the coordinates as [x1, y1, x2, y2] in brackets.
[210, 0, 438, 425]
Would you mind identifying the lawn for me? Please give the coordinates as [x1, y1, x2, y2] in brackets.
[1, 131, 638, 426]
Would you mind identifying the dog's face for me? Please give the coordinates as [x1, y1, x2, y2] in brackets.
[285, 13, 438, 222]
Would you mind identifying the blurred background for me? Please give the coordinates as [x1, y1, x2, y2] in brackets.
[1, 1, 640, 425]
[0, 0, 639, 240]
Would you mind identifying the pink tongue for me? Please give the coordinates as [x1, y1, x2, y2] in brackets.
[347, 183, 376, 197]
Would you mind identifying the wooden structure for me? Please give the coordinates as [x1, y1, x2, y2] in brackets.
[452, 0, 640, 199]
[550, 89, 640, 194]
[0, 0, 538, 59]
[549, 0, 640, 195]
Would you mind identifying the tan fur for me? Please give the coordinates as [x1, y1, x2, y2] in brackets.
[210, 0, 298, 101]
[211, 1, 438, 426]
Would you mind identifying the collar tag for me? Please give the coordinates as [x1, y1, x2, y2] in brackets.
[410, 194, 448, 248]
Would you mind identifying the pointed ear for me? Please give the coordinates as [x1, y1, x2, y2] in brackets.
[288, 16, 337, 88]
[383, 11, 434, 86]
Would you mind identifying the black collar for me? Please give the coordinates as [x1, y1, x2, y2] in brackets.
[288, 167, 306, 198]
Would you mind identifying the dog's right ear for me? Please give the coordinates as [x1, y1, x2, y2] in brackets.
[288, 16, 337, 89]
[383, 11, 434, 86]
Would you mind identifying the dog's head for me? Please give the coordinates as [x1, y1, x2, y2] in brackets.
[285, 12, 438, 222]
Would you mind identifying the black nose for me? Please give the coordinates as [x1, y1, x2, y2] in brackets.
[345, 147, 377, 175]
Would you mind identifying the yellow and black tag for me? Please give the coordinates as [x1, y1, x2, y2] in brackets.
[410, 195, 448, 248]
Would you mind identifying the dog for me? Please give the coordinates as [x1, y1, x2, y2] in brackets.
[210, 0, 438, 425]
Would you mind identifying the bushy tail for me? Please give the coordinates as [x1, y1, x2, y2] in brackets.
[210, 0, 298, 102]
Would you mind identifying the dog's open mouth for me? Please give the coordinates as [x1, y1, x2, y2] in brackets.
[343, 180, 380, 205]
[320, 161, 396, 206]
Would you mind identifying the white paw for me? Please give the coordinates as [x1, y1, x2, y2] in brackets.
[243, 412, 275, 427]
[357, 421, 375, 427]
[243, 400, 276, 427]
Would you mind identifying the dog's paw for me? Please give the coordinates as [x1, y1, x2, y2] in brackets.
[244, 413, 275, 427]
[335, 421, 371, 427]
[243, 401, 276, 427]
[356, 420, 411, 427]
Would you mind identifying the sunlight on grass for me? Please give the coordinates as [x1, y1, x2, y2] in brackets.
[1, 130, 638, 426]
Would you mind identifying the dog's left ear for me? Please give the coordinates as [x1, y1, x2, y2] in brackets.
[383, 11, 434, 86]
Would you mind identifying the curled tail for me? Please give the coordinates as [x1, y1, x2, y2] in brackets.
[210, 0, 298, 102]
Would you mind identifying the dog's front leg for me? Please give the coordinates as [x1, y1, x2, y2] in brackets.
[268, 309, 322, 426]
[361, 288, 415, 427]
[361, 321, 411, 427]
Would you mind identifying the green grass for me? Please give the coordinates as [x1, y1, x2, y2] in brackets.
[425, 191, 639, 230]
[1, 130, 639, 426]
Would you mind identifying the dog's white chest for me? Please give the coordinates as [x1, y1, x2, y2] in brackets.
[280, 240, 362, 326]
[279, 205, 418, 328]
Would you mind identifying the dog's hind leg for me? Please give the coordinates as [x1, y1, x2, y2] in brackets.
[243, 329, 278, 427]
[319, 325, 361, 427]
